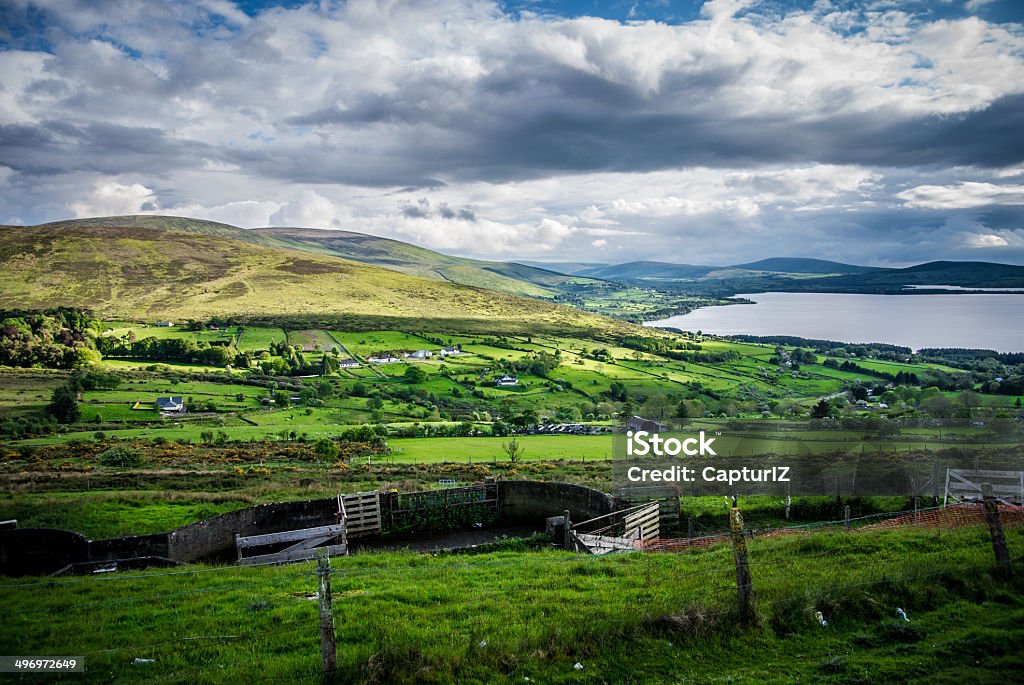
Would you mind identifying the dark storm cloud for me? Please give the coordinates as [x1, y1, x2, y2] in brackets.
[0, 121, 213, 176]
[1, 0, 1023, 264]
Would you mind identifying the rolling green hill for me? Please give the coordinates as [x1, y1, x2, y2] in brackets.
[0, 223, 632, 336]
[23, 216, 598, 299]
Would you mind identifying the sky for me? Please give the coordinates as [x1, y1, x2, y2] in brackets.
[2, 0, 1024, 267]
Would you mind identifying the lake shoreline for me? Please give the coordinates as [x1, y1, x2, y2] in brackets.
[645, 291, 1024, 353]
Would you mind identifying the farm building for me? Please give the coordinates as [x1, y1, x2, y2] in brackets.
[368, 355, 402, 364]
[627, 416, 665, 432]
[337, 358, 360, 368]
[156, 397, 186, 413]
[495, 374, 519, 387]
[154, 321, 175, 327]
[405, 349, 433, 359]
[439, 347, 463, 356]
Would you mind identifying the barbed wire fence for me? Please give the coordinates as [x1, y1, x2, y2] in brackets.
[1, 494, 1020, 683]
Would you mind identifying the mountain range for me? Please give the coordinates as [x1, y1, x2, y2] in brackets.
[523, 256, 1024, 291]
[2, 215, 1022, 334]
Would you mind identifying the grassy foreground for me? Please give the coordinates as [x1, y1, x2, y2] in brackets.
[2, 524, 1022, 684]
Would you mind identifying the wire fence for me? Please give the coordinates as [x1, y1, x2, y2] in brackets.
[1, 501, 1019, 684]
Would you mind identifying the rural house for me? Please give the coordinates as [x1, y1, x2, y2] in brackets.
[439, 347, 463, 356]
[495, 374, 519, 387]
[336, 358, 360, 368]
[156, 396, 186, 413]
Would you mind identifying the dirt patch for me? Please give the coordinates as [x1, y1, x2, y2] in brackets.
[351, 523, 543, 554]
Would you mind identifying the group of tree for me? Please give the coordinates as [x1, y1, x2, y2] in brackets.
[96, 334, 236, 367]
[0, 308, 102, 369]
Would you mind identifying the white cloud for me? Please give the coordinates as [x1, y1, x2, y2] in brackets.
[961, 232, 1009, 247]
[269, 190, 351, 228]
[897, 182, 1024, 209]
[965, 0, 997, 13]
[69, 181, 158, 217]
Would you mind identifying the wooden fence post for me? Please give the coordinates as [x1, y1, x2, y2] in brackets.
[317, 550, 337, 674]
[729, 507, 755, 624]
[563, 510, 572, 551]
[844, 505, 851, 531]
[687, 517, 694, 539]
[981, 484, 1013, 577]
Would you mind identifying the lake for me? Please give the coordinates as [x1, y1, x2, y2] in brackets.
[645, 292, 1024, 352]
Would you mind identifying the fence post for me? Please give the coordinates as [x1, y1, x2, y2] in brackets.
[785, 482, 791, 521]
[844, 505, 851, 531]
[563, 510, 572, 551]
[729, 507, 755, 624]
[317, 550, 337, 674]
[913, 497, 919, 526]
[687, 516, 694, 539]
[981, 484, 1013, 577]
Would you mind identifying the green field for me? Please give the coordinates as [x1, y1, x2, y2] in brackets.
[2, 523, 1020, 683]
[237, 326, 287, 352]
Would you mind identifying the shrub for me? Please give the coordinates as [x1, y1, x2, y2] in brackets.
[98, 445, 143, 467]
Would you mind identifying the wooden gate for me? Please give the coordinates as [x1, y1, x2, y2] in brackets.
[569, 502, 661, 555]
[235, 523, 348, 565]
[944, 469, 1024, 505]
[235, 491, 383, 565]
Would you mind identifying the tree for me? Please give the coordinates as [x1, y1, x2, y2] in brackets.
[607, 381, 628, 402]
[403, 366, 427, 384]
[48, 384, 80, 423]
[502, 438, 524, 464]
[957, 390, 982, 416]
[922, 394, 957, 419]
[810, 399, 834, 419]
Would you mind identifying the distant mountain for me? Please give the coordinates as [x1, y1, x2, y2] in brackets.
[547, 256, 1024, 292]
[731, 257, 876, 275]
[517, 261, 610, 275]
[0, 220, 630, 336]
[577, 261, 720, 281]
[815, 261, 1024, 290]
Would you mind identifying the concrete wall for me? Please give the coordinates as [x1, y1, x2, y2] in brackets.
[497, 480, 616, 523]
[0, 528, 90, 576]
[90, 533, 170, 562]
[1, 481, 621, 575]
[168, 498, 340, 563]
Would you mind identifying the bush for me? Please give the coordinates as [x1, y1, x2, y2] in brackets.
[98, 445, 143, 467]
[314, 438, 339, 462]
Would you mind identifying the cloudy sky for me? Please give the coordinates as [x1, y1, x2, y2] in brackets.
[2, 0, 1024, 266]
